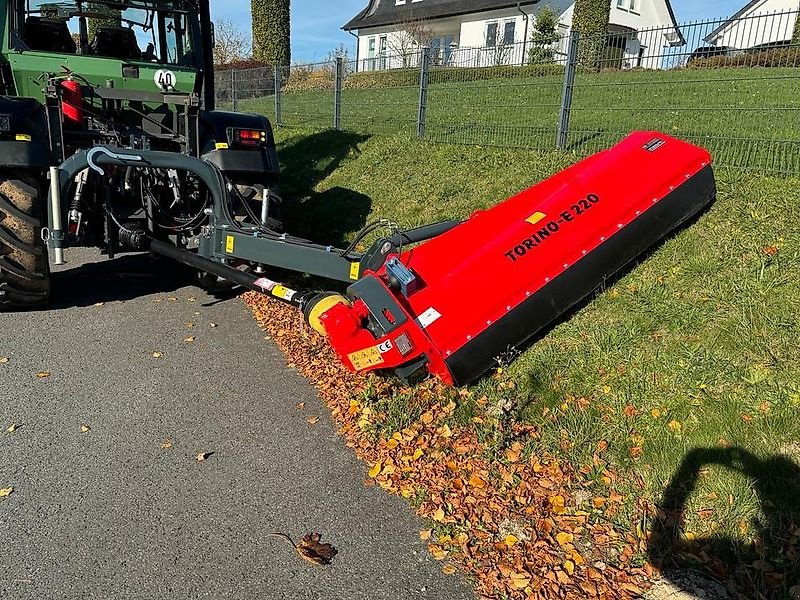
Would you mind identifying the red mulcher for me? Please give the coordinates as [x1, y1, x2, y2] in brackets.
[311, 131, 716, 386]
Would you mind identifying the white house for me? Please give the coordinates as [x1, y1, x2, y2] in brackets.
[704, 0, 799, 50]
[343, 0, 685, 71]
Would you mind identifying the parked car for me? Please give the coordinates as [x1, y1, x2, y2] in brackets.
[687, 45, 736, 64]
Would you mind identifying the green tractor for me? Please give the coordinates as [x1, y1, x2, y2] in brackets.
[0, 0, 283, 308]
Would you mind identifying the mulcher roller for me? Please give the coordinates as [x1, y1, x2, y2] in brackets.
[312, 131, 717, 386]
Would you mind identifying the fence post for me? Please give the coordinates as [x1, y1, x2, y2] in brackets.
[417, 47, 430, 139]
[274, 65, 282, 127]
[557, 30, 579, 150]
[231, 69, 237, 112]
[334, 57, 344, 131]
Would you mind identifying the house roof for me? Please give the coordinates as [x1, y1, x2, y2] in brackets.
[703, 0, 763, 42]
[343, 0, 542, 31]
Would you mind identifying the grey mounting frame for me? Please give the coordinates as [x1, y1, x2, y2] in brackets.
[48, 146, 458, 283]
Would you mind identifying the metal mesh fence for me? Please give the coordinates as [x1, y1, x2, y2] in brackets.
[218, 9, 800, 175]
[566, 10, 800, 174]
[425, 38, 568, 149]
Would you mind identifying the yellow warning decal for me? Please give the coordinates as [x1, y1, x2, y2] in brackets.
[272, 285, 295, 301]
[15, 134, 32, 142]
[525, 211, 547, 225]
[215, 142, 229, 150]
[349, 262, 360, 281]
[225, 235, 235, 253]
[347, 346, 384, 371]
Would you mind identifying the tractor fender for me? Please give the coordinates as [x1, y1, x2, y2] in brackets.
[0, 97, 51, 170]
[198, 110, 279, 179]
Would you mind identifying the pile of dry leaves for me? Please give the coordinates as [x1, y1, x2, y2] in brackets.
[243, 292, 651, 599]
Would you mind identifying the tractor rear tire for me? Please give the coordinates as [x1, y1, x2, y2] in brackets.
[0, 177, 51, 309]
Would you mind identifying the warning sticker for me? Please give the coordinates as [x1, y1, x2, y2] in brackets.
[416, 307, 442, 329]
[348, 346, 384, 370]
[271, 285, 297, 302]
[254, 277, 278, 292]
[225, 235, 235, 254]
[349, 262, 360, 281]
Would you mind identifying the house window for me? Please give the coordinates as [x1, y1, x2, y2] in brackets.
[629, 0, 638, 11]
[503, 20, 516, 45]
[616, 0, 625, 7]
[486, 22, 498, 47]
[367, 36, 376, 71]
[378, 35, 387, 70]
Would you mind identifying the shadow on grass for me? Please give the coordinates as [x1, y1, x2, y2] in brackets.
[277, 130, 373, 246]
[648, 447, 800, 599]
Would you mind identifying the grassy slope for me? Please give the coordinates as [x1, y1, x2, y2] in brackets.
[274, 128, 800, 575]
[227, 66, 800, 173]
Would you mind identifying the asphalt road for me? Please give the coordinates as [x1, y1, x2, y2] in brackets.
[0, 248, 473, 600]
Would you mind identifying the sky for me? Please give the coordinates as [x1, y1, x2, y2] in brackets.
[212, 0, 750, 63]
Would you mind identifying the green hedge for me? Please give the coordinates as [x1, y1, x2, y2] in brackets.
[689, 47, 800, 69]
[572, 0, 611, 69]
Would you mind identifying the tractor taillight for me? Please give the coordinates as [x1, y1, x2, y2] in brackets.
[233, 129, 267, 147]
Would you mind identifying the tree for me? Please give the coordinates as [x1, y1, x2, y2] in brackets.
[87, 2, 121, 40]
[528, 6, 560, 64]
[387, 16, 435, 67]
[572, 0, 611, 69]
[213, 19, 252, 66]
[251, 0, 290, 66]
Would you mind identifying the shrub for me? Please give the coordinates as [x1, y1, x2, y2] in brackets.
[688, 47, 800, 69]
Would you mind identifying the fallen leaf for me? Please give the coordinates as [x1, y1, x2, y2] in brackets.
[509, 571, 531, 590]
[6, 423, 18, 433]
[762, 245, 779, 256]
[209, 322, 218, 328]
[296, 402, 305, 410]
[556, 532, 574, 546]
[35, 371, 50, 379]
[420, 529, 432, 540]
[420, 412, 434, 424]
[307, 416, 319, 425]
[94, 302, 105, 307]
[667, 420, 682, 432]
[168, 297, 178, 302]
[184, 336, 196, 343]
[160, 441, 173, 450]
[196, 452, 212, 462]
[368, 461, 382, 478]
[187, 297, 197, 303]
[80, 425, 91, 433]
[0, 486, 13, 498]
[468, 473, 486, 488]
[442, 564, 457, 575]
[295, 532, 337, 565]
[564, 559, 575, 576]
[185, 322, 194, 329]
[433, 507, 446, 522]
[152, 352, 163, 358]
[504, 534, 518, 548]
[0, 357, 9, 364]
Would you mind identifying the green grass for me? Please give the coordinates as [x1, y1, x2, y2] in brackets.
[222, 65, 800, 174]
[273, 127, 800, 590]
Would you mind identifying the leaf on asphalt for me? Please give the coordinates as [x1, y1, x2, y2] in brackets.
[160, 441, 173, 450]
[6, 423, 18, 433]
[152, 352, 163, 358]
[0, 486, 13, 498]
[80, 425, 91, 433]
[296, 532, 338, 565]
[420, 529, 432, 540]
[35, 371, 50, 379]
[442, 564, 458, 575]
[167, 297, 178, 302]
[295, 402, 305, 410]
[307, 416, 319, 425]
[0, 357, 9, 364]
[209, 322, 218, 328]
[184, 336, 196, 343]
[185, 322, 194, 329]
[196, 451, 213, 462]
[187, 297, 197, 303]
[94, 302, 105, 307]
